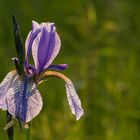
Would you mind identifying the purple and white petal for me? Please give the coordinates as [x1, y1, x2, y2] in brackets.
[40, 71, 84, 120]
[47, 64, 68, 71]
[6, 76, 43, 123]
[65, 79, 84, 120]
[25, 21, 41, 68]
[32, 22, 61, 73]
[0, 71, 17, 110]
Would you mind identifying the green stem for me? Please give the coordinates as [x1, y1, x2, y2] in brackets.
[6, 111, 14, 140]
[26, 124, 31, 140]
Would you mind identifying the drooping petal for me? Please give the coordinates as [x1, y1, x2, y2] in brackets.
[0, 70, 17, 110]
[40, 71, 84, 120]
[65, 79, 84, 120]
[46, 64, 68, 71]
[32, 22, 61, 73]
[25, 21, 41, 68]
[6, 76, 43, 123]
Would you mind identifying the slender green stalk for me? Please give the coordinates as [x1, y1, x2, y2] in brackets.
[26, 124, 31, 140]
[6, 111, 14, 140]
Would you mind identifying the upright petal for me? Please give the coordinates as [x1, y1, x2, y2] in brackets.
[32, 22, 61, 73]
[40, 71, 84, 120]
[0, 70, 17, 110]
[25, 21, 41, 68]
[6, 76, 43, 123]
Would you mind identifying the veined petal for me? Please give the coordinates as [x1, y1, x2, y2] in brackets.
[46, 64, 68, 71]
[65, 79, 84, 120]
[25, 21, 41, 68]
[0, 70, 17, 110]
[40, 71, 84, 120]
[6, 76, 43, 123]
[32, 22, 61, 73]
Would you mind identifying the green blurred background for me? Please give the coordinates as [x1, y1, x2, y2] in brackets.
[0, 0, 140, 139]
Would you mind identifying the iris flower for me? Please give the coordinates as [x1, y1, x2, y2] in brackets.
[0, 19, 84, 123]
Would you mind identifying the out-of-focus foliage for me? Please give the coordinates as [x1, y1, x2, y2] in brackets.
[0, 0, 140, 139]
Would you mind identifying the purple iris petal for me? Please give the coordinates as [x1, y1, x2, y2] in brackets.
[6, 75, 43, 122]
[31, 22, 61, 73]
[65, 79, 84, 120]
[25, 21, 41, 68]
[0, 71, 17, 110]
[40, 71, 84, 120]
[47, 64, 68, 71]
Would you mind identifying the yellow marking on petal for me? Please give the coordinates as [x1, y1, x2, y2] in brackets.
[40, 70, 70, 83]
[10, 70, 17, 75]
